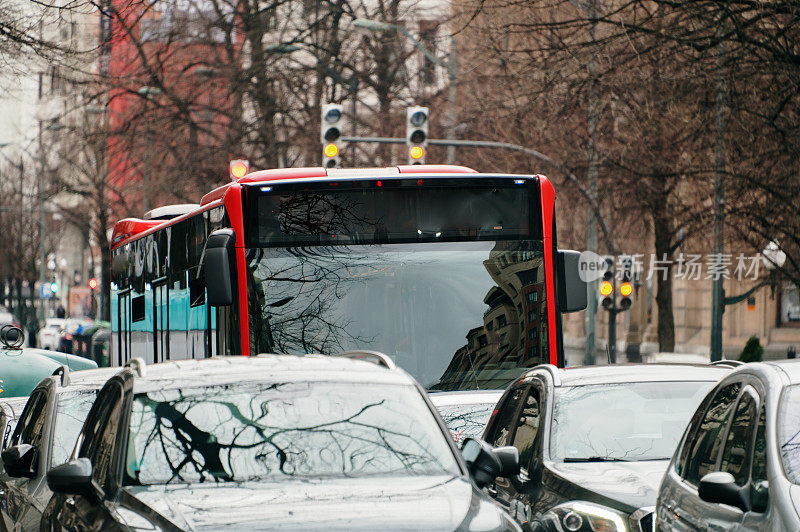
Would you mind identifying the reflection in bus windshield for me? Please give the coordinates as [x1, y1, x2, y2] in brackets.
[246, 241, 548, 391]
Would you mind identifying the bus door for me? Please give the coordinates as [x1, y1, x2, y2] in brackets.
[153, 276, 169, 362]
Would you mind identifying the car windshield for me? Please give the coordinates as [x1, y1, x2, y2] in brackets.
[125, 381, 460, 485]
[551, 381, 714, 462]
[436, 403, 496, 445]
[779, 384, 800, 484]
[246, 241, 548, 391]
[52, 390, 97, 466]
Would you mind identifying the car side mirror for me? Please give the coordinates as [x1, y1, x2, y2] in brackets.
[557, 250, 588, 313]
[493, 446, 520, 477]
[461, 438, 503, 488]
[203, 229, 236, 307]
[47, 458, 94, 496]
[1, 444, 37, 478]
[698, 472, 749, 512]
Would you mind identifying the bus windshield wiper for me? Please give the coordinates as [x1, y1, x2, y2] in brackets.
[563, 456, 631, 463]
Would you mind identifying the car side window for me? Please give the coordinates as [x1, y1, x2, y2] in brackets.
[78, 383, 123, 493]
[10, 391, 46, 449]
[719, 388, 757, 485]
[488, 386, 526, 447]
[751, 405, 767, 483]
[683, 382, 741, 486]
[750, 405, 769, 512]
[511, 385, 541, 470]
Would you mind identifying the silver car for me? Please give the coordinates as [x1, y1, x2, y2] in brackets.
[0, 366, 116, 531]
[656, 360, 800, 531]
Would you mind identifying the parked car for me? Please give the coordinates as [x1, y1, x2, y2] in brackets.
[479, 363, 732, 532]
[37, 318, 65, 351]
[0, 366, 117, 531]
[0, 397, 28, 450]
[656, 360, 800, 531]
[43, 353, 521, 531]
[0, 326, 97, 398]
[431, 390, 504, 445]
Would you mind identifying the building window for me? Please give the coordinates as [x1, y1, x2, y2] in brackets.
[486, 321, 493, 331]
[499, 332, 507, 345]
[528, 346, 539, 358]
[529, 329, 537, 340]
[497, 314, 507, 327]
[528, 310, 536, 322]
[527, 291, 538, 303]
[779, 283, 800, 327]
[478, 335, 488, 347]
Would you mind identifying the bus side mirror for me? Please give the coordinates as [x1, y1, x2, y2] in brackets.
[204, 229, 236, 307]
[558, 250, 588, 313]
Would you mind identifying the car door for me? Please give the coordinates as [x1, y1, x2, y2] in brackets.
[506, 380, 546, 529]
[51, 380, 125, 532]
[484, 384, 527, 511]
[1, 389, 49, 532]
[659, 380, 743, 531]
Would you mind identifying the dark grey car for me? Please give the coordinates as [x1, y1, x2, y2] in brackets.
[42, 355, 521, 531]
[480, 363, 731, 532]
[656, 360, 800, 531]
[0, 366, 116, 531]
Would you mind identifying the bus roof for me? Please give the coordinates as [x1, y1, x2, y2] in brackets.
[199, 165, 478, 205]
[110, 165, 519, 249]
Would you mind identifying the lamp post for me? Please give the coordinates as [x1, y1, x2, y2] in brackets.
[137, 86, 162, 212]
[353, 18, 458, 164]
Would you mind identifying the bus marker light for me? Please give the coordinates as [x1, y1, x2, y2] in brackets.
[260, 186, 272, 192]
[514, 179, 525, 185]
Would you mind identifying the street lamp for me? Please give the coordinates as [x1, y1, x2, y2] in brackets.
[352, 18, 459, 164]
[138, 86, 162, 212]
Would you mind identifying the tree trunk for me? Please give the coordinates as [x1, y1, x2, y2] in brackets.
[653, 212, 675, 352]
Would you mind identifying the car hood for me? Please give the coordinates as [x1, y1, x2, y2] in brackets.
[124, 475, 502, 531]
[544, 460, 668, 514]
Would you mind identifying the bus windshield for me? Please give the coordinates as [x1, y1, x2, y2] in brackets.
[245, 179, 550, 391]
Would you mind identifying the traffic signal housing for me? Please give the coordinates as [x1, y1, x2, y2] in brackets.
[321, 103, 344, 168]
[600, 258, 615, 310]
[406, 106, 428, 164]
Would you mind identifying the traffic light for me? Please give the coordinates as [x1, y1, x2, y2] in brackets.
[88, 277, 98, 290]
[50, 281, 59, 294]
[406, 106, 428, 165]
[619, 273, 633, 310]
[321, 103, 344, 168]
[229, 159, 249, 180]
[600, 258, 614, 310]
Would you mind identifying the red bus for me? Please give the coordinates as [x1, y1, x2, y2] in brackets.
[110, 165, 586, 390]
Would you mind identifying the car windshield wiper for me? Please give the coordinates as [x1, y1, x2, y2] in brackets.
[563, 456, 632, 463]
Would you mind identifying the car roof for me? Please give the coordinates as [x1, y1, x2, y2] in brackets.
[127, 355, 415, 394]
[544, 363, 732, 386]
[745, 359, 800, 384]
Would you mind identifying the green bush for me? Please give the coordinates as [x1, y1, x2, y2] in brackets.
[738, 336, 764, 363]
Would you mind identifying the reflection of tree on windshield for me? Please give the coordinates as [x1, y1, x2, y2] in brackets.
[125, 383, 455, 485]
[247, 246, 376, 355]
